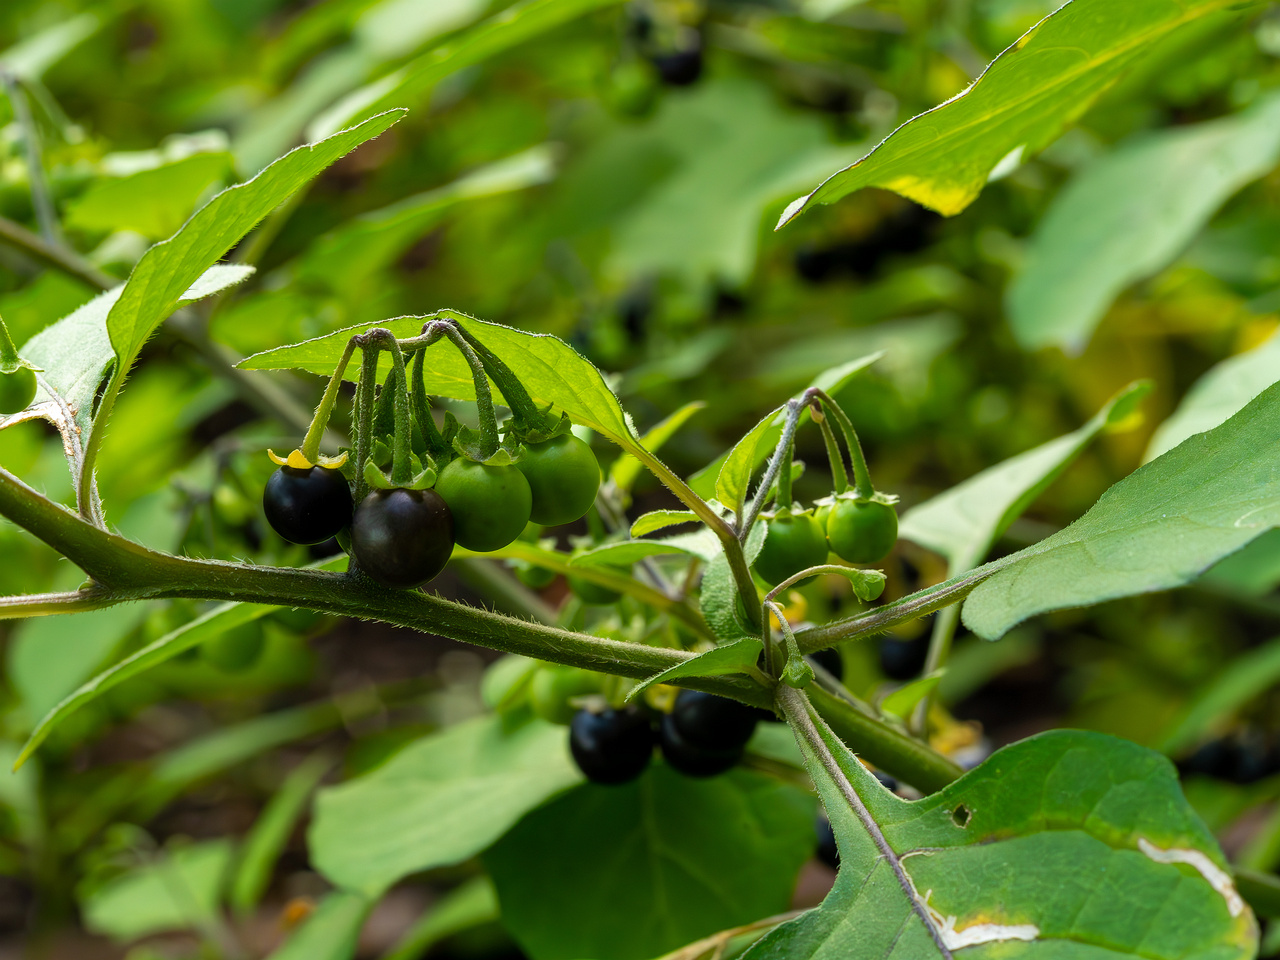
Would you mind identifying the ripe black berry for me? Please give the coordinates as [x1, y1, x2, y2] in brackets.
[569, 707, 654, 785]
[263, 465, 353, 545]
[669, 690, 760, 752]
[351, 487, 454, 589]
[658, 713, 741, 778]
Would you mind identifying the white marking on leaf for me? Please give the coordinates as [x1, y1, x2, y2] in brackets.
[915, 883, 1040, 948]
[1138, 838, 1245, 917]
[987, 145, 1026, 182]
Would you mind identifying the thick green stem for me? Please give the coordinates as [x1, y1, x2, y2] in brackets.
[814, 390, 873, 500]
[300, 337, 357, 463]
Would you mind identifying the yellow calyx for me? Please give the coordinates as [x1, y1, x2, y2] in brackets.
[267, 449, 348, 469]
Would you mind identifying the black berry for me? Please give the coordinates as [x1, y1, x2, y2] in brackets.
[658, 712, 741, 778]
[351, 487, 454, 589]
[263, 465, 353, 545]
[669, 689, 760, 752]
[569, 707, 654, 785]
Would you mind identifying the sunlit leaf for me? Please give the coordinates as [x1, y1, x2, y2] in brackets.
[776, 0, 1263, 225]
[747, 699, 1256, 958]
[1009, 93, 1280, 352]
[625, 637, 763, 702]
[630, 510, 700, 537]
[0, 13, 100, 81]
[962, 381, 1280, 640]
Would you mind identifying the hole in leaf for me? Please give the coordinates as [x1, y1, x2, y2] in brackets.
[951, 804, 971, 828]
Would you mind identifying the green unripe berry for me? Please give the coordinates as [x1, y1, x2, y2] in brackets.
[0, 366, 37, 415]
[754, 513, 829, 586]
[826, 498, 898, 565]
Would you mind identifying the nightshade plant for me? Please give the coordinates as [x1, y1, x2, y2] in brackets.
[2, 0, 1280, 958]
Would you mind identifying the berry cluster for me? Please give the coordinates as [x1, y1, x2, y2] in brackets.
[569, 690, 766, 786]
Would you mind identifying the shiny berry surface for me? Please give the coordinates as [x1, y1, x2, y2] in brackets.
[569, 707, 654, 785]
[670, 689, 760, 753]
[263, 465, 353, 545]
[351, 487, 454, 589]
[658, 713, 741, 778]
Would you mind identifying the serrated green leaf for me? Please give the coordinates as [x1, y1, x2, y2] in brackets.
[241, 309, 637, 448]
[310, 713, 582, 896]
[611, 401, 705, 493]
[485, 766, 815, 960]
[630, 510, 700, 537]
[104, 109, 404, 381]
[1009, 92, 1280, 352]
[962, 380, 1280, 641]
[267, 890, 372, 960]
[715, 407, 784, 516]
[80, 839, 234, 943]
[309, 0, 627, 139]
[901, 381, 1149, 575]
[1147, 330, 1280, 462]
[626, 637, 763, 703]
[776, 0, 1263, 225]
[746, 703, 1256, 959]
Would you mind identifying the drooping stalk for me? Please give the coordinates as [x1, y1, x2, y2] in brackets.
[813, 389, 874, 500]
[410, 320, 499, 460]
[353, 340, 381, 502]
[409, 347, 449, 461]
[741, 398, 805, 541]
[299, 336, 357, 464]
[816, 408, 849, 495]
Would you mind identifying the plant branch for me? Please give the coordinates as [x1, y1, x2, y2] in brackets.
[741, 398, 805, 540]
[794, 565, 1004, 654]
[0, 214, 113, 289]
[2, 73, 61, 246]
[779, 686, 953, 958]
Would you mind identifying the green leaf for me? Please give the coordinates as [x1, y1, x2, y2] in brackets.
[1158, 637, 1280, 756]
[485, 766, 816, 960]
[701, 521, 766, 643]
[692, 353, 881, 505]
[1147, 330, 1280, 462]
[746, 707, 1256, 958]
[7, 265, 255, 456]
[716, 407, 784, 516]
[242, 309, 638, 450]
[295, 144, 558, 296]
[878, 671, 943, 721]
[630, 510, 700, 537]
[230, 752, 331, 916]
[900, 381, 1149, 575]
[80, 840, 234, 943]
[962, 380, 1280, 640]
[15, 555, 346, 771]
[383, 876, 500, 960]
[267, 890, 372, 960]
[611, 401, 705, 493]
[65, 146, 234, 240]
[310, 713, 582, 896]
[775, 0, 1262, 225]
[1201, 528, 1280, 597]
[625, 637, 764, 703]
[103, 109, 404, 385]
[569, 539, 697, 568]
[309, 0, 627, 139]
[1009, 93, 1280, 352]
